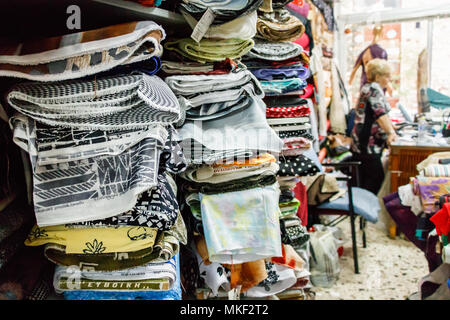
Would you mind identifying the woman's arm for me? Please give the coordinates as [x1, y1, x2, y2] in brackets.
[377, 114, 397, 146]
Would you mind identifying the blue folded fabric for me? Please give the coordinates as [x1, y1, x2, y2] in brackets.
[260, 78, 307, 96]
[251, 67, 311, 81]
[317, 187, 379, 223]
[63, 254, 182, 300]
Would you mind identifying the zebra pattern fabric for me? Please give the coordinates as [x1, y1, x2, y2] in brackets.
[11, 116, 165, 227]
[7, 73, 180, 130]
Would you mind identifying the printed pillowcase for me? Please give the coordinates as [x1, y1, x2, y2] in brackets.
[277, 155, 320, 177]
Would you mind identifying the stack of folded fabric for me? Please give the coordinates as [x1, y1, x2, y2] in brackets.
[159, 0, 313, 300]
[239, 0, 323, 300]
[1, 21, 188, 300]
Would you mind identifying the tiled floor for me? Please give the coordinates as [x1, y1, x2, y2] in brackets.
[313, 219, 429, 300]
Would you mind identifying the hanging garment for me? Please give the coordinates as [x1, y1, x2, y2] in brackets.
[0, 21, 165, 81]
[183, 10, 257, 40]
[53, 256, 177, 292]
[256, 9, 305, 42]
[199, 183, 282, 264]
[310, 45, 327, 137]
[244, 39, 304, 61]
[7, 73, 180, 130]
[329, 61, 347, 134]
[309, 0, 336, 31]
[179, 0, 263, 26]
[177, 96, 284, 154]
[164, 38, 254, 63]
[354, 43, 388, 89]
[293, 181, 308, 226]
[430, 203, 450, 237]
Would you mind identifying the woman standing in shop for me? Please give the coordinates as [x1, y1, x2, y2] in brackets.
[351, 58, 398, 195]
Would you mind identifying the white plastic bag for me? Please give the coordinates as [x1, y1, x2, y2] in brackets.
[309, 225, 341, 288]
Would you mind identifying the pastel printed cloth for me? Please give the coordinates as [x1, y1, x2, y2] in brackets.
[0, 21, 165, 81]
[199, 183, 282, 264]
[417, 177, 450, 214]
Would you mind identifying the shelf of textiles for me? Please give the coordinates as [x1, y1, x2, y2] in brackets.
[0, 0, 325, 300]
[0, 21, 186, 300]
[162, 0, 321, 300]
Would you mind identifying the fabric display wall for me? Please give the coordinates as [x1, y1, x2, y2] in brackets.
[157, 0, 321, 300]
[0, 21, 188, 300]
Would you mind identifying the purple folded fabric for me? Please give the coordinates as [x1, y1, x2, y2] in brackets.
[383, 192, 442, 272]
[251, 67, 311, 81]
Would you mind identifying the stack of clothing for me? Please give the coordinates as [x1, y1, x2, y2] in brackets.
[164, 1, 263, 63]
[160, 0, 312, 300]
[239, 0, 323, 300]
[1, 21, 188, 300]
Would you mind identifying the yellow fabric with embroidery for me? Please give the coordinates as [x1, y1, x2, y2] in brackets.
[25, 225, 158, 254]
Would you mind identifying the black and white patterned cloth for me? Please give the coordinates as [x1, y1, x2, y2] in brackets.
[7, 73, 180, 130]
[277, 155, 320, 177]
[11, 116, 165, 227]
[67, 173, 179, 231]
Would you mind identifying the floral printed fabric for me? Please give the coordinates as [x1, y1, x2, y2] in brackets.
[25, 225, 158, 254]
[199, 183, 282, 264]
[417, 177, 450, 214]
[351, 82, 392, 155]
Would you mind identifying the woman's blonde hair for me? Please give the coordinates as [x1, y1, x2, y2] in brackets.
[366, 58, 391, 82]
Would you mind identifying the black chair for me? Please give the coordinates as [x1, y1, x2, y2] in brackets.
[308, 162, 380, 274]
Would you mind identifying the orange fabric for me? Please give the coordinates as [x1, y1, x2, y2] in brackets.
[224, 259, 268, 292]
[212, 153, 276, 168]
[194, 236, 211, 265]
[271, 244, 304, 272]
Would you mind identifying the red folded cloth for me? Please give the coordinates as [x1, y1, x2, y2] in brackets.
[430, 203, 450, 236]
[266, 105, 311, 118]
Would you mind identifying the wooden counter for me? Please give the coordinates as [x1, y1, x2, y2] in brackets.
[389, 143, 450, 192]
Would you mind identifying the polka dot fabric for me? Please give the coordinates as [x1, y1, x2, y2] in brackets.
[277, 155, 320, 177]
